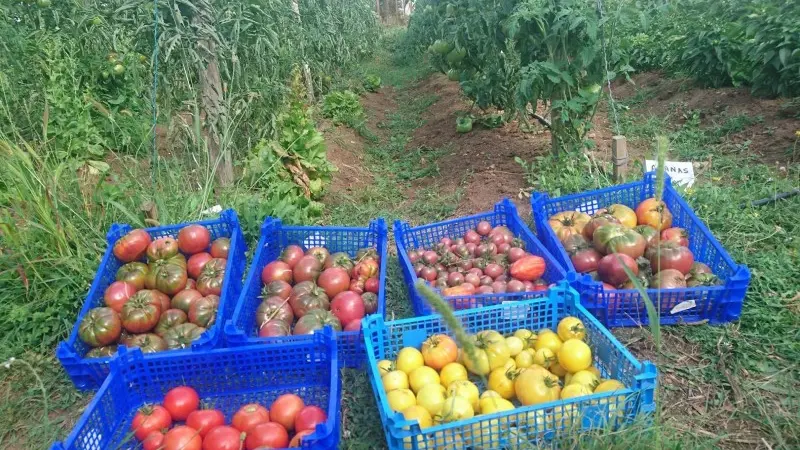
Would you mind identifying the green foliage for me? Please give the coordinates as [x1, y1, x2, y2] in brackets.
[322, 90, 365, 125]
[362, 74, 382, 92]
[613, 0, 800, 97]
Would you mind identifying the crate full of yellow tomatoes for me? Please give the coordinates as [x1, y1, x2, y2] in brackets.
[362, 282, 657, 449]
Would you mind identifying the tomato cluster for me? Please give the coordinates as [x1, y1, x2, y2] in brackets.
[374, 317, 628, 443]
[407, 221, 549, 303]
[258, 246, 380, 336]
[549, 200, 721, 291]
[79, 225, 231, 357]
[130, 386, 326, 450]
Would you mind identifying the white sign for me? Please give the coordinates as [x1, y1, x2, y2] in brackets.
[645, 160, 695, 187]
[670, 299, 696, 315]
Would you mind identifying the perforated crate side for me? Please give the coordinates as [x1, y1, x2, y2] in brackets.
[56, 210, 247, 390]
[52, 329, 340, 450]
[531, 172, 750, 327]
[362, 283, 657, 450]
[225, 216, 388, 369]
[394, 198, 567, 316]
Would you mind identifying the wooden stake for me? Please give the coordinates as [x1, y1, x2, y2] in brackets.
[612, 135, 628, 182]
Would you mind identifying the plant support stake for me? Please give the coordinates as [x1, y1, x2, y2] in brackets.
[612, 135, 628, 183]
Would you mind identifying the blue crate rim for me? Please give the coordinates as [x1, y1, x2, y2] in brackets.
[225, 216, 389, 350]
[53, 328, 340, 450]
[362, 283, 657, 441]
[59, 209, 243, 363]
[393, 198, 568, 305]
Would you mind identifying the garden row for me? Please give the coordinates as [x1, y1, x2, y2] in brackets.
[52, 172, 748, 449]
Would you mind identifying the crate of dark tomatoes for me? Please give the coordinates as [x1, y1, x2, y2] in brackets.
[531, 172, 751, 327]
[51, 327, 341, 450]
[225, 217, 389, 369]
[57, 210, 247, 390]
[394, 199, 568, 316]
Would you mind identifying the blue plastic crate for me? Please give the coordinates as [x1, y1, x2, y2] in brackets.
[225, 217, 389, 369]
[57, 210, 247, 390]
[362, 283, 657, 450]
[531, 172, 750, 327]
[395, 199, 568, 316]
[51, 328, 340, 450]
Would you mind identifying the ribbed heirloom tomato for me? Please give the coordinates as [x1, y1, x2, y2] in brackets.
[79, 307, 122, 347]
[420, 334, 458, 370]
[147, 237, 180, 261]
[104, 281, 138, 313]
[187, 252, 213, 279]
[113, 229, 152, 262]
[636, 198, 673, 231]
[548, 211, 591, 242]
[210, 237, 231, 259]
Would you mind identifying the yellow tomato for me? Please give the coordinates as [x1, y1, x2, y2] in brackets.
[586, 366, 602, 378]
[549, 362, 568, 377]
[504, 336, 524, 356]
[569, 370, 600, 390]
[502, 358, 517, 371]
[401, 405, 432, 429]
[594, 379, 625, 393]
[514, 369, 561, 406]
[487, 367, 517, 400]
[513, 329, 537, 349]
[470, 398, 515, 450]
[462, 330, 510, 376]
[439, 362, 468, 387]
[606, 203, 637, 228]
[382, 370, 409, 392]
[436, 395, 474, 423]
[561, 383, 592, 400]
[447, 380, 480, 412]
[558, 339, 592, 373]
[514, 349, 534, 368]
[480, 390, 502, 400]
[522, 364, 552, 378]
[532, 348, 556, 369]
[378, 359, 395, 376]
[396, 347, 424, 374]
[387, 388, 416, 411]
[557, 316, 586, 341]
[538, 327, 554, 335]
[534, 331, 563, 353]
[421, 334, 459, 370]
[564, 372, 573, 386]
[409, 366, 440, 393]
[416, 383, 446, 417]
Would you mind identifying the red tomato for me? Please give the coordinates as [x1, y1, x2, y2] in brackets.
[104, 281, 138, 313]
[262, 261, 293, 284]
[364, 277, 379, 294]
[295, 406, 327, 432]
[163, 386, 200, 421]
[661, 227, 689, 247]
[289, 429, 315, 447]
[232, 403, 270, 433]
[258, 319, 291, 337]
[330, 291, 365, 327]
[647, 241, 694, 274]
[163, 426, 202, 450]
[187, 252, 213, 279]
[506, 279, 525, 293]
[280, 245, 305, 268]
[142, 431, 165, 450]
[293, 256, 322, 283]
[270, 394, 305, 432]
[178, 225, 211, 255]
[317, 268, 351, 298]
[186, 409, 225, 437]
[113, 229, 152, 262]
[245, 422, 289, 450]
[202, 426, 244, 450]
[598, 253, 639, 286]
[131, 405, 172, 441]
[147, 237, 180, 261]
[509, 255, 546, 281]
[344, 320, 361, 331]
[171, 289, 203, 313]
[210, 237, 231, 259]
